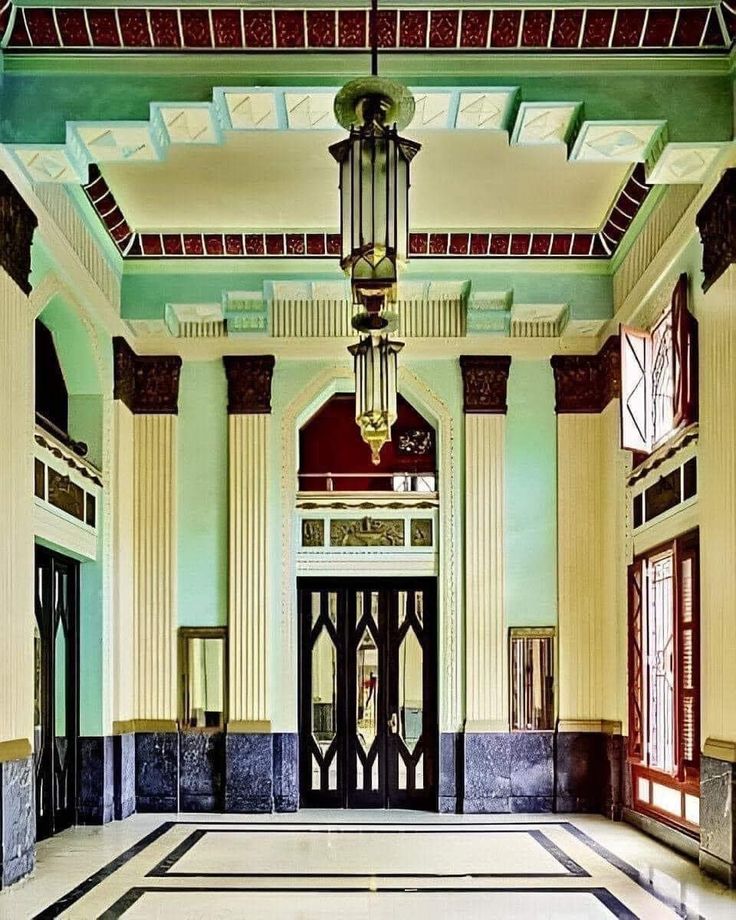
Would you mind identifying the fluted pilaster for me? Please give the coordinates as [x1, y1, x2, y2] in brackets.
[112, 400, 135, 726]
[133, 414, 177, 721]
[465, 414, 507, 730]
[228, 414, 270, 727]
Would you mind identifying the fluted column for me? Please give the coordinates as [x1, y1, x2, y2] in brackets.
[460, 356, 511, 732]
[224, 356, 275, 731]
[113, 338, 181, 726]
[0, 173, 37, 886]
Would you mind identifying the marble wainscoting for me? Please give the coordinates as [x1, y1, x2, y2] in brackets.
[225, 732, 299, 813]
[0, 755, 35, 887]
[179, 732, 225, 812]
[135, 732, 179, 812]
[461, 731, 624, 816]
[438, 732, 462, 814]
[699, 754, 736, 886]
[77, 736, 114, 824]
[113, 733, 136, 820]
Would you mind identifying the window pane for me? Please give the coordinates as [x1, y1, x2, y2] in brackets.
[651, 308, 675, 446]
[646, 553, 675, 772]
[182, 635, 226, 729]
[510, 630, 554, 731]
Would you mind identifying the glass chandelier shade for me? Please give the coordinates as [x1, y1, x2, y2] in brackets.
[330, 110, 420, 305]
[348, 331, 405, 465]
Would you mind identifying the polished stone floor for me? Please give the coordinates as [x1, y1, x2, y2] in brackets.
[1, 812, 735, 919]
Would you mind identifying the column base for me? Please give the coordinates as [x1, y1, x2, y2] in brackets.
[135, 732, 179, 812]
[113, 733, 136, 820]
[0, 755, 35, 888]
[699, 750, 736, 887]
[77, 736, 114, 824]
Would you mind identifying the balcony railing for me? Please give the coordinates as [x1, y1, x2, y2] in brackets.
[298, 471, 437, 493]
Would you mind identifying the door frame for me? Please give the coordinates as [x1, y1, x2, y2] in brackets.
[297, 575, 438, 810]
[34, 544, 80, 841]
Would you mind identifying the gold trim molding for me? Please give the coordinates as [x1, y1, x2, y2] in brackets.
[113, 719, 178, 734]
[0, 738, 31, 763]
[558, 719, 623, 735]
[703, 737, 736, 763]
[227, 720, 272, 734]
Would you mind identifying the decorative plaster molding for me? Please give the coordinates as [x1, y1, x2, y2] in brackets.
[0, 171, 37, 295]
[112, 336, 182, 414]
[696, 168, 736, 293]
[3, 5, 729, 52]
[703, 737, 736, 763]
[551, 335, 621, 413]
[223, 354, 275, 414]
[459, 355, 512, 414]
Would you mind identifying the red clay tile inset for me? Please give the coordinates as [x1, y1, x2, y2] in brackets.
[460, 10, 490, 46]
[162, 235, 183, 256]
[212, 9, 242, 48]
[449, 233, 469, 254]
[25, 8, 60, 46]
[286, 234, 306, 255]
[338, 10, 366, 47]
[409, 233, 428, 255]
[243, 10, 274, 47]
[118, 9, 151, 47]
[643, 8, 677, 45]
[521, 10, 552, 47]
[307, 9, 335, 46]
[183, 235, 205, 256]
[56, 9, 89, 46]
[582, 9, 615, 47]
[702, 7, 727, 45]
[327, 235, 342, 255]
[673, 8, 709, 46]
[429, 10, 459, 48]
[551, 8, 583, 46]
[571, 234, 594, 256]
[470, 233, 490, 255]
[429, 233, 449, 254]
[244, 234, 265, 255]
[8, 12, 31, 46]
[612, 9, 645, 46]
[490, 234, 510, 255]
[510, 234, 531, 256]
[377, 9, 398, 46]
[551, 234, 573, 255]
[181, 9, 212, 48]
[531, 234, 552, 255]
[266, 234, 285, 255]
[88, 9, 120, 46]
[225, 235, 244, 255]
[275, 10, 305, 47]
[491, 10, 521, 47]
[141, 234, 163, 256]
[204, 234, 224, 255]
[306, 234, 326, 255]
[150, 9, 180, 47]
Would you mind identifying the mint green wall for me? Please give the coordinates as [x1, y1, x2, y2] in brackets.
[177, 360, 228, 627]
[505, 360, 557, 627]
[79, 523, 104, 736]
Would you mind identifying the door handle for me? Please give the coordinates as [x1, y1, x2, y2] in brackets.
[388, 712, 398, 734]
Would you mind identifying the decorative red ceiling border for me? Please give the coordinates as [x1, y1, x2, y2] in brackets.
[83, 163, 651, 261]
[2, 4, 731, 52]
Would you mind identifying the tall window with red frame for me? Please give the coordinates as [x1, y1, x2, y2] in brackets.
[628, 530, 700, 833]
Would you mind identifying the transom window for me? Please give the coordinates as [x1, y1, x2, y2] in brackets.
[621, 274, 697, 455]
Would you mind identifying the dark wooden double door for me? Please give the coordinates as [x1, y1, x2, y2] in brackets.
[299, 578, 437, 809]
[34, 546, 79, 841]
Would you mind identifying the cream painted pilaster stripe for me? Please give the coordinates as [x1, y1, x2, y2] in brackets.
[133, 414, 177, 721]
[224, 356, 275, 729]
[459, 356, 511, 733]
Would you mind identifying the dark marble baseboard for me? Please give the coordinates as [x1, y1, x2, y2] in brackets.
[77, 736, 114, 824]
[179, 731, 225, 812]
[135, 732, 179, 812]
[273, 733, 298, 812]
[113, 733, 136, 820]
[0, 756, 35, 888]
[438, 732, 461, 814]
[699, 753, 736, 887]
[225, 733, 273, 812]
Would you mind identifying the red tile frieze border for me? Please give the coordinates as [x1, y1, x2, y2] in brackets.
[83, 163, 651, 261]
[3, 4, 731, 51]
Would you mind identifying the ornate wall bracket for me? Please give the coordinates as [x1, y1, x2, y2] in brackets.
[551, 336, 620, 414]
[113, 337, 182, 414]
[697, 168, 736, 293]
[459, 355, 512, 414]
[223, 355, 276, 414]
[0, 171, 38, 296]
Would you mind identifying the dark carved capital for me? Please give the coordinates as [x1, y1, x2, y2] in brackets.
[223, 355, 276, 414]
[113, 337, 182, 414]
[459, 355, 512, 414]
[551, 335, 621, 414]
[0, 172, 38, 295]
[697, 169, 736, 293]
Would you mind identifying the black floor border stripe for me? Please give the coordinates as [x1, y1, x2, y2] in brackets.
[99, 885, 637, 920]
[33, 822, 175, 920]
[561, 822, 704, 920]
[146, 825, 589, 879]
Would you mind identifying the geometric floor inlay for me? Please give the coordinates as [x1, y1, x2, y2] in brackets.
[25, 819, 708, 919]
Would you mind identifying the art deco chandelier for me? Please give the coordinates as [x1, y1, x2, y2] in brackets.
[330, 0, 420, 465]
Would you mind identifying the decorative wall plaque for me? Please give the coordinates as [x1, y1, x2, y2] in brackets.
[113, 337, 182, 414]
[459, 355, 512, 414]
[696, 168, 736, 293]
[330, 517, 405, 547]
[223, 355, 276, 414]
[551, 335, 620, 414]
[0, 171, 38, 295]
[301, 519, 325, 548]
[410, 519, 433, 547]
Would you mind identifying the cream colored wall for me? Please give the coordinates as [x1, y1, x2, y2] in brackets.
[698, 264, 736, 754]
[133, 413, 177, 722]
[0, 269, 34, 751]
[112, 400, 135, 725]
[557, 403, 628, 731]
